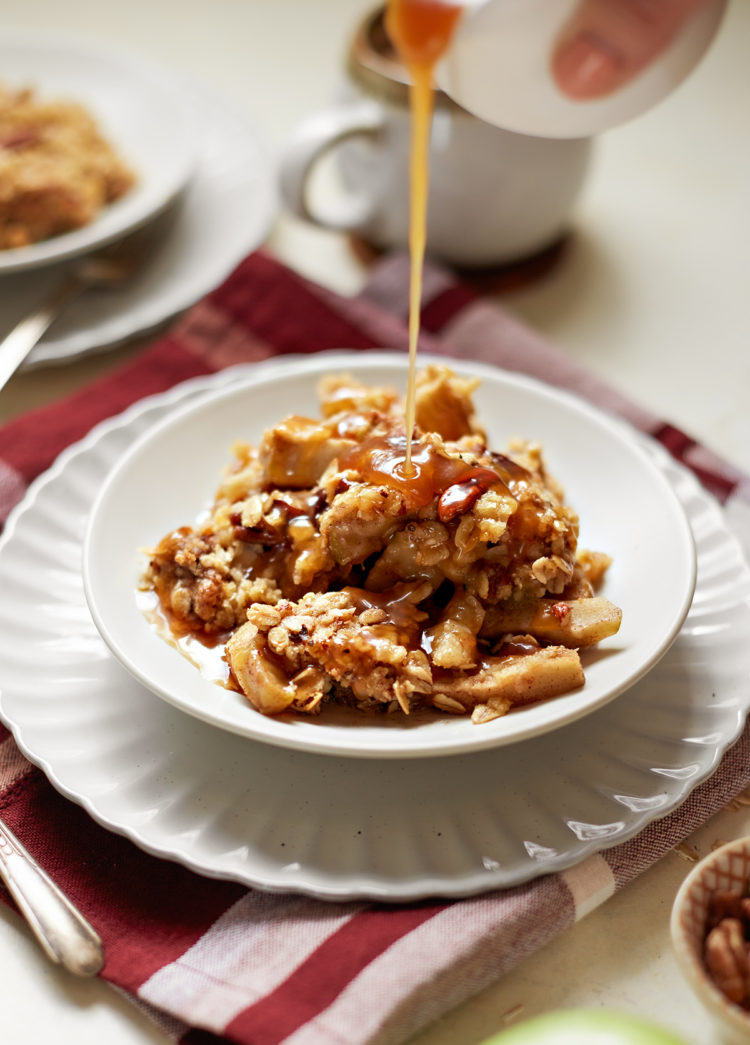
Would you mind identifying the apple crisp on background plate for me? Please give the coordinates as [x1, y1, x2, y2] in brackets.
[0, 85, 136, 250]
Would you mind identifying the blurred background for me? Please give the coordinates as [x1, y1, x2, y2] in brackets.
[1, 0, 748, 463]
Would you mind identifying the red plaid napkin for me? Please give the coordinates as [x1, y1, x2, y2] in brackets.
[1, 249, 749, 1045]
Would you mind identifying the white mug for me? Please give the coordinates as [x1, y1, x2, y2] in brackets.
[279, 7, 592, 270]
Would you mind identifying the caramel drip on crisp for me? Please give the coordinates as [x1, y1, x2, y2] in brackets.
[385, 0, 463, 475]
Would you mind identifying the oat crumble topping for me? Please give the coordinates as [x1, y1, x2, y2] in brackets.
[140, 366, 622, 723]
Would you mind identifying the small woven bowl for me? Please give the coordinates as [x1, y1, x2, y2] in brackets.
[670, 836, 750, 1045]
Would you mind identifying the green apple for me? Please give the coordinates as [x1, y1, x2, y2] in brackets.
[480, 1009, 689, 1045]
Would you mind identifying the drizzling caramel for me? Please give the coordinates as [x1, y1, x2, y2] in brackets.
[384, 0, 463, 474]
[340, 432, 519, 522]
[344, 585, 424, 630]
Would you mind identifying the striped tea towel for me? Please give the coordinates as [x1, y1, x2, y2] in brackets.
[0, 248, 749, 1045]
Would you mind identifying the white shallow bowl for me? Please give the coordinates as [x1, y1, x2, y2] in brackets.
[83, 352, 696, 760]
[671, 837, 750, 1045]
[0, 30, 195, 273]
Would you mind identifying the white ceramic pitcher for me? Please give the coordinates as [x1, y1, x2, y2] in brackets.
[438, 0, 727, 138]
[279, 7, 592, 269]
[279, 0, 725, 268]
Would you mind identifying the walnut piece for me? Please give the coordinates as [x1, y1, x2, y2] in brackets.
[703, 892, 750, 1010]
[704, 918, 750, 1005]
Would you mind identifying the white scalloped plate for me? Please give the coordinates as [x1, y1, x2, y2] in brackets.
[0, 357, 748, 900]
[82, 353, 695, 758]
[1, 73, 275, 367]
[0, 31, 196, 274]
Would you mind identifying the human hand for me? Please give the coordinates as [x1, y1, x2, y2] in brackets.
[552, 0, 723, 99]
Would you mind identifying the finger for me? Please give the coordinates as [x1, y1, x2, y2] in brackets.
[552, 0, 717, 99]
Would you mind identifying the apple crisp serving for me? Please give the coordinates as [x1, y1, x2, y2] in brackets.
[0, 86, 135, 249]
[140, 366, 622, 724]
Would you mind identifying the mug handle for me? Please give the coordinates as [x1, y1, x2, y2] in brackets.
[279, 99, 387, 231]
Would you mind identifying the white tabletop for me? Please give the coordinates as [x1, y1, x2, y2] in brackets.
[1, 2, 749, 1043]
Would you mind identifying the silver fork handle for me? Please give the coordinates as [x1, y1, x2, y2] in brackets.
[0, 275, 84, 392]
[0, 816, 104, 976]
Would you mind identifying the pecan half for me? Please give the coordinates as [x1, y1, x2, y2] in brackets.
[437, 480, 483, 522]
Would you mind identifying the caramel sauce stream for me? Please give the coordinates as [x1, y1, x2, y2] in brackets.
[384, 0, 463, 475]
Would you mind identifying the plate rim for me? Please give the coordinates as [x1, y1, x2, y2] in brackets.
[82, 351, 698, 758]
[0, 28, 197, 274]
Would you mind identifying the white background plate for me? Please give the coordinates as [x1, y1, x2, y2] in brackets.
[0, 358, 748, 899]
[84, 353, 696, 758]
[0, 31, 196, 273]
[1, 74, 276, 366]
